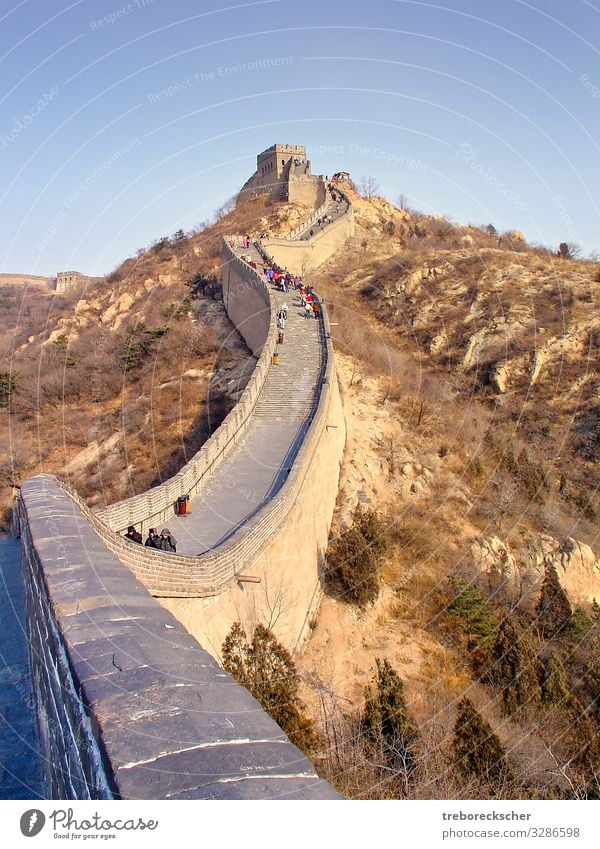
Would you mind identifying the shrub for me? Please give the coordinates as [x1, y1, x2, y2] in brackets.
[326, 505, 389, 607]
[362, 658, 419, 787]
[565, 607, 595, 642]
[536, 563, 572, 638]
[0, 372, 18, 407]
[163, 296, 192, 321]
[452, 697, 513, 789]
[447, 578, 498, 651]
[121, 321, 169, 372]
[488, 618, 542, 717]
[540, 653, 569, 705]
[221, 623, 318, 753]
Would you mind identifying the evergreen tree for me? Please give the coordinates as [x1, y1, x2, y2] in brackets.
[221, 623, 318, 752]
[447, 578, 498, 651]
[452, 697, 512, 789]
[540, 653, 569, 705]
[489, 617, 542, 716]
[567, 696, 600, 770]
[536, 563, 572, 638]
[326, 505, 388, 607]
[362, 658, 419, 783]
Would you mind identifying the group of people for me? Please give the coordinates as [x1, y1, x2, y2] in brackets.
[124, 525, 177, 553]
[259, 255, 322, 320]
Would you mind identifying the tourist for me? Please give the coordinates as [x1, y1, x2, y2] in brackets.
[144, 528, 159, 548]
[125, 525, 143, 545]
[312, 301, 322, 320]
[304, 302, 313, 319]
[158, 528, 177, 553]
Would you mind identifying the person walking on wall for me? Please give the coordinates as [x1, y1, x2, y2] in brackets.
[125, 525, 143, 544]
[145, 528, 159, 548]
[158, 529, 177, 553]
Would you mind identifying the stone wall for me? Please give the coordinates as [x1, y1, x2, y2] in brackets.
[54, 230, 345, 655]
[0, 273, 51, 287]
[95, 241, 277, 534]
[263, 207, 355, 276]
[287, 174, 326, 208]
[15, 476, 341, 799]
[160, 367, 345, 656]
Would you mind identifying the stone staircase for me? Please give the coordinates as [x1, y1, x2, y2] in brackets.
[168, 239, 327, 555]
[253, 284, 323, 422]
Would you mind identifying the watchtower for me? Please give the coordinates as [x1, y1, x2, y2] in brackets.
[256, 143, 307, 180]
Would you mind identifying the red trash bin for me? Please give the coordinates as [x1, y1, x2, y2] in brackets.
[177, 495, 190, 516]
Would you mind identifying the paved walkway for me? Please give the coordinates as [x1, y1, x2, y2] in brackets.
[294, 190, 348, 240]
[0, 535, 45, 799]
[170, 243, 324, 556]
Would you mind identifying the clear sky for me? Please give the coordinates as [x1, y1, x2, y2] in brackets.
[1, 0, 599, 275]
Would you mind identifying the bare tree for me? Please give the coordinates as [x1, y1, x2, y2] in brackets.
[359, 176, 380, 200]
[558, 242, 581, 260]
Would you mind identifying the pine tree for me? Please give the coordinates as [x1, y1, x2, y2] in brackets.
[452, 697, 512, 788]
[536, 563, 572, 638]
[362, 658, 419, 783]
[540, 653, 569, 705]
[326, 505, 388, 607]
[567, 696, 600, 770]
[489, 617, 542, 716]
[447, 578, 498, 651]
[221, 623, 318, 752]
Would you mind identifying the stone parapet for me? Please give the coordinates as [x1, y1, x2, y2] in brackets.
[15, 476, 341, 800]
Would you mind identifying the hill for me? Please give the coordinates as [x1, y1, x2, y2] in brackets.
[293, 185, 600, 798]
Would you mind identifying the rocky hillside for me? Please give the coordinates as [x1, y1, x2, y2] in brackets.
[294, 186, 600, 799]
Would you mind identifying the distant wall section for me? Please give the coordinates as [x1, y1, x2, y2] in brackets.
[263, 206, 355, 276]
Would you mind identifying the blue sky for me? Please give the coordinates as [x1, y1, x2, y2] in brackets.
[1, 0, 599, 275]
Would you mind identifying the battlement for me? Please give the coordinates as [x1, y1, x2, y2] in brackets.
[56, 270, 104, 293]
[257, 143, 306, 162]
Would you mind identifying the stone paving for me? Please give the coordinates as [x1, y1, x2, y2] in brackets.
[170, 241, 324, 556]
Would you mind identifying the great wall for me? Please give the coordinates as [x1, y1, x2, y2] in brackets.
[7, 144, 355, 799]
[0, 270, 104, 293]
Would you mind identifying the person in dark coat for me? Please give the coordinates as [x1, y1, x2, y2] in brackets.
[125, 525, 143, 544]
[158, 528, 177, 553]
[144, 528, 159, 548]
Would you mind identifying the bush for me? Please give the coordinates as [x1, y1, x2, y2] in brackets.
[362, 658, 419, 788]
[0, 372, 18, 407]
[221, 623, 319, 754]
[121, 321, 169, 372]
[540, 653, 569, 705]
[488, 618, 542, 717]
[536, 563, 572, 638]
[163, 296, 192, 321]
[326, 505, 389, 606]
[452, 697, 513, 789]
[447, 578, 498, 652]
[565, 607, 595, 642]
